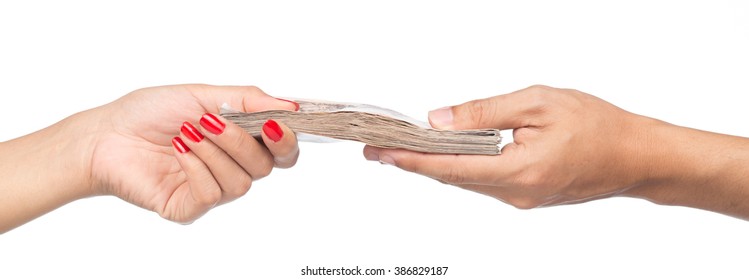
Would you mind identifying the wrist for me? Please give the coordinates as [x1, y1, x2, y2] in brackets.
[623, 119, 749, 218]
[0, 108, 103, 232]
[622, 120, 692, 202]
[31, 107, 106, 199]
[26, 109, 103, 200]
[55, 108, 105, 198]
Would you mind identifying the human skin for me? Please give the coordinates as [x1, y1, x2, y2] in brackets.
[0, 84, 300, 233]
[364, 85, 749, 220]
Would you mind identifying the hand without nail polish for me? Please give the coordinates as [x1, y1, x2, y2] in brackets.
[428, 106, 455, 129]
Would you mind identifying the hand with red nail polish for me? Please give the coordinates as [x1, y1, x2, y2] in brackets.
[262, 119, 284, 142]
[0, 84, 300, 232]
[199, 114, 226, 135]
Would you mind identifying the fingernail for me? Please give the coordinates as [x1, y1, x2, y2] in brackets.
[364, 150, 395, 166]
[200, 113, 225, 135]
[172, 137, 190, 153]
[276, 98, 300, 111]
[379, 155, 396, 166]
[262, 119, 283, 142]
[364, 151, 379, 161]
[428, 106, 454, 129]
[181, 122, 204, 143]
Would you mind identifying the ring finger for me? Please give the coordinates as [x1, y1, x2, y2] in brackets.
[180, 120, 259, 203]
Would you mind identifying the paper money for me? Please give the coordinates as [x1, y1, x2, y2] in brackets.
[221, 99, 502, 155]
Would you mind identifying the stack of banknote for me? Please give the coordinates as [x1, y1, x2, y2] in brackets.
[221, 99, 502, 155]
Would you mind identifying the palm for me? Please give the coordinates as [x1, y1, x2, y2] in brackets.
[92, 86, 215, 216]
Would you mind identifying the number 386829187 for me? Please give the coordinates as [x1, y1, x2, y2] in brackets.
[393, 266, 448, 276]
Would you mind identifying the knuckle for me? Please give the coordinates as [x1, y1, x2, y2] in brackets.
[229, 175, 253, 196]
[515, 168, 547, 189]
[226, 130, 247, 152]
[465, 99, 496, 127]
[159, 210, 195, 225]
[440, 167, 470, 185]
[519, 88, 557, 117]
[157, 209, 173, 221]
[245, 85, 261, 92]
[526, 84, 553, 93]
[196, 187, 222, 206]
[274, 152, 299, 169]
[181, 156, 203, 171]
[253, 163, 273, 180]
[204, 147, 226, 163]
[243, 85, 264, 96]
[434, 178, 451, 185]
[508, 197, 541, 210]
[526, 89, 550, 107]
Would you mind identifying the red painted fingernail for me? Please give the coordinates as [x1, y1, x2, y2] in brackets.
[200, 113, 225, 135]
[262, 119, 283, 142]
[276, 98, 300, 111]
[172, 137, 190, 153]
[181, 122, 204, 143]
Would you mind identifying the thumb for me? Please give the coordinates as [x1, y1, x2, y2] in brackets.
[428, 85, 550, 130]
[190, 84, 299, 114]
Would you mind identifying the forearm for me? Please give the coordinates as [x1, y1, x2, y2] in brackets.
[0, 110, 98, 233]
[626, 120, 749, 220]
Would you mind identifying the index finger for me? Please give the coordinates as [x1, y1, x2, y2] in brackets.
[362, 145, 522, 186]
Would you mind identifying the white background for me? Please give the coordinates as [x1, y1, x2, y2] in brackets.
[1, 1, 748, 279]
